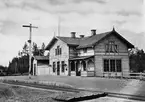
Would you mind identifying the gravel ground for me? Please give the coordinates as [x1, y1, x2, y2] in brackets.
[81, 96, 145, 102]
[0, 83, 105, 102]
[0, 83, 62, 102]
[0, 82, 144, 102]
[4, 75, 145, 97]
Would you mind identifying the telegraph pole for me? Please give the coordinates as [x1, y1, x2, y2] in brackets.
[22, 24, 38, 79]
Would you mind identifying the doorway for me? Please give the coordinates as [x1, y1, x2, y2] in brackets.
[76, 62, 81, 76]
[34, 64, 36, 75]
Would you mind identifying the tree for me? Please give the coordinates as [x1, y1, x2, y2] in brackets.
[0, 65, 8, 75]
[8, 41, 45, 75]
[32, 42, 45, 56]
[129, 48, 145, 72]
[39, 42, 45, 56]
[18, 55, 29, 74]
[32, 42, 39, 56]
[22, 42, 29, 56]
[7, 57, 19, 74]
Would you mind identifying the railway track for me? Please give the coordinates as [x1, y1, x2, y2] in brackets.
[2, 81, 145, 101]
[78, 88, 145, 101]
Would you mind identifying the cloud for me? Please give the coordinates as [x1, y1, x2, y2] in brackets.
[116, 10, 142, 16]
[0, 0, 144, 66]
[119, 30, 145, 50]
[112, 20, 126, 27]
[0, 32, 51, 66]
[47, 0, 67, 5]
[0, 33, 23, 66]
[73, 0, 108, 4]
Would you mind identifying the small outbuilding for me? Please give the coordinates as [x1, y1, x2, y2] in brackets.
[33, 56, 50, 75]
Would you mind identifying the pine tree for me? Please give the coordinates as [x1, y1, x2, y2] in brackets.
[39, 42, 45, 56]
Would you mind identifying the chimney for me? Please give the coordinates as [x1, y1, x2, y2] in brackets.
[91, 29, 96, 36]
[80, 35, 84, 38]
[71, 32, 76, 38]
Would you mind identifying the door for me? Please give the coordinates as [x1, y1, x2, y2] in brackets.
[76, 62, 81, 76]
[34, 64, 36, 75]
[57, 61, 60, 75]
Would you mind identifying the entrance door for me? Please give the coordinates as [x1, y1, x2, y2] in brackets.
[57, 61, 60, 75]
[34, 64, 36, 75]
[76, 63, 81, 76]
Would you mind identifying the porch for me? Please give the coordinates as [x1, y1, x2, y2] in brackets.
[69, 56, 95, 77]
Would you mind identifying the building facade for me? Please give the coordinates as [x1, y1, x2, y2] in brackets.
[45, 28, 134, 77]
[33, 56, 50, 75]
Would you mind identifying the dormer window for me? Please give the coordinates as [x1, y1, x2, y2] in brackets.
[105, 41, 118, 53]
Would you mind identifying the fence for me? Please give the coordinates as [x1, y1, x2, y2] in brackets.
[102, 72, 145, 80]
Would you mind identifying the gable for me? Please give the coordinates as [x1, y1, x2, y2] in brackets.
[45, 36, 78, 50]
[49, 38, 69, 57]
[94, 32, 133, 53]
[107, 31, 134, 48]
[45, 37, 58, 50]
[78, 30, 134, 49]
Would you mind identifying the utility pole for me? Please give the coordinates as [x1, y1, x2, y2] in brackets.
[22, 23, 38, 79]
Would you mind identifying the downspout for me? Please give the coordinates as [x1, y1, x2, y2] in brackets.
[68, 45, 70, 76]
[92, 45, 96, 77]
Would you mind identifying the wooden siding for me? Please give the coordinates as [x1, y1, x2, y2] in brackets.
[78, 48, 94, 56]
[33, 59, 51, 75]
[95, 55, 129, 76]
[49, 39, 69, 75]
[69, 47, 94, 58]
[69, 46, 77, 58]
[95, 34, 128, 53]
[94, 34, 130, 76]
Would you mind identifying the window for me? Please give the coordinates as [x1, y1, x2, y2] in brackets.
[60, 48, 62, 55]
[104, 59, 109, 72]
[105, 44, 109, 53]
[83, 48, 87, 53]
[104, 59, 122, 72]
[110, 59, 115, 72]
[105, 41, 118, 53]
[71, 62, 75, 71]
[57, 46, 59, 55]
[61, 61, 65, 72]
[114, 45, 118, 53]
[53, 62, 55, 72]
[55, 46, 62, 55]
[109, 41, 114, 52]
[116, 59, 121, 72]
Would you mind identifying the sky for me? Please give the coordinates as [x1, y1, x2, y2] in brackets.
[0, 0, 144, 66]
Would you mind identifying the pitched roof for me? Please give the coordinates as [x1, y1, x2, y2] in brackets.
[57, 36, 80, 45]
[77, 31, 110, 49]
[45, 36, 80, 50]
[34, 56, 49, 60]
[45, 29, 134, 50]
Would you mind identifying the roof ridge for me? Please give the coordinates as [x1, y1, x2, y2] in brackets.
[57, 36, 81, 39]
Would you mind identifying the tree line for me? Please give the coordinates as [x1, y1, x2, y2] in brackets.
[129, 48, 145, 72]
[3, 44, 145, 75]
[7, 42, 46, 75]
